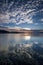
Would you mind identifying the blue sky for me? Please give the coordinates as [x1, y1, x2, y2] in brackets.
[0, 0, 43, 29]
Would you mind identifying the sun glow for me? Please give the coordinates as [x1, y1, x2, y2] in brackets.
[25, 36, 31, 40]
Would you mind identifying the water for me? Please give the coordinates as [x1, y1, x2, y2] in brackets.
[0, 34, 43, 51]
[0, 34, 43, 65]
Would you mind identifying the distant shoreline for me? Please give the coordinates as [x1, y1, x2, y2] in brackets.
[0, 30, 43, 36]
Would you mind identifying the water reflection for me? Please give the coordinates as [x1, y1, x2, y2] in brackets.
[0, 34, 43, 65]
[0, 34, 43, 51]
[24, 36, 31, 40]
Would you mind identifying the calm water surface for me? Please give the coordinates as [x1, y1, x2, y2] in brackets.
[0, 34, 43, 65]
[0, 34, 43, 51]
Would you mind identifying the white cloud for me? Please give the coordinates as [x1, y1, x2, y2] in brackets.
[0, 14, 9, 20]
[23, 28, 31, 30]
[7, 1, 14, 12]
[0, 0, 42, 26]
[34, 23, 39, 25]
[41, 19, 43, 22]
[0, 9, 34, 24]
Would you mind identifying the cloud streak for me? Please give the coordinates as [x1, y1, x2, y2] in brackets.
[0, 0, 43, 28]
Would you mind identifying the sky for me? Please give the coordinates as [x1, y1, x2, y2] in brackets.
[0, 0, 43, 30]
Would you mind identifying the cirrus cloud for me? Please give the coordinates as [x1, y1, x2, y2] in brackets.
[0, 0, 43, 28]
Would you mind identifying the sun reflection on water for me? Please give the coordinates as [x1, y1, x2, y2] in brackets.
[25, 36, 31, 40]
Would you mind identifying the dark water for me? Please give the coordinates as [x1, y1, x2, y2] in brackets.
[0, 34, 43, 65]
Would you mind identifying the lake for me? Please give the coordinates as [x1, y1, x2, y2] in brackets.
[0, 34, 43, 65]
